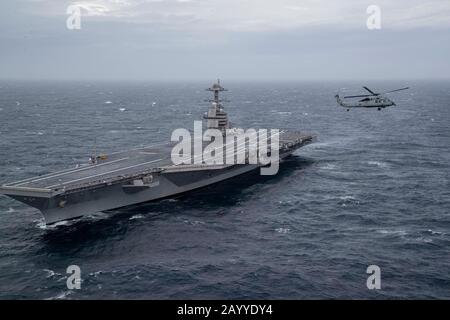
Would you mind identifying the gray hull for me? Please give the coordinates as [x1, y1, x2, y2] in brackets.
[44, 163, 262, 223]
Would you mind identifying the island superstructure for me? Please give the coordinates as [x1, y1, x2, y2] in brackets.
[0, 81, 315, 224]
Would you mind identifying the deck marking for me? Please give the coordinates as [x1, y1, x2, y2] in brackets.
[109, 142, 169, 155]
[47, 158, 164, 188]
[9, 142, 171, 186]
[191, 130, 282, 164]
[5, 165, 90, 186]
[15, 157, 129, 186]
[139, 152, 158, 155]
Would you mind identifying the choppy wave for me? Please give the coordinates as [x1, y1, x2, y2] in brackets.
[376, 229, 408, 236]
[367, 161, 390, 168]
[46, 291, 73, 300]
[129, 214, 144, 220]
[0, 81, 449, 299]
[275, 227, 290, 234]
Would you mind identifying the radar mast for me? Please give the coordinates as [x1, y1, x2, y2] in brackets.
[204, 79, 230, 131]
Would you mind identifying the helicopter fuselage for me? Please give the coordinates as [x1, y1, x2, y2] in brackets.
[335, 95, 395, 109]
[335, 86, 408, 111]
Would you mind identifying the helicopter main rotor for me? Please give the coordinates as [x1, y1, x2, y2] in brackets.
[343, 86, 409, 99]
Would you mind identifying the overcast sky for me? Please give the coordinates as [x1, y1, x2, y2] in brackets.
[1, 0, 449, 81]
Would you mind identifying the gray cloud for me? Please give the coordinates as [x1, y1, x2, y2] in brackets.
[0, 0, 449, 80]
[22, 0, 450, 30]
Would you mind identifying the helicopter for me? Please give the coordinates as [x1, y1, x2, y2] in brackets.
[335, 86, 409, 111]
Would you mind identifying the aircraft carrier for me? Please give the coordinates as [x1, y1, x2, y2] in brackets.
[0, 81, 315, 224]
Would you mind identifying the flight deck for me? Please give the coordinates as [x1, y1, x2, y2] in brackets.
[3, 143, 174, 192]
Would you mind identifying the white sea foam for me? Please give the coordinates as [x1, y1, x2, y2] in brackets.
[36, 219, 46, 229]
[104, 100, 112, 104]
[37, 219, 71, 230]
[130, 214, 144, 220]
[367, 161, 389, 168]
[184, 220, 205, 226]
[275, 228, 290, 234]
[43, 269, 55, 278]
[51, 220, 71, 227]
[43, 269, 61, 278]
[119, 107, 126, 112]
[87, 212, 109, 221]
[339, 195, 356, 201]
[338, 195, 360, 206]
[89, 271, 103, 277]
[377, 229, 407, 236]
[320, 163, 337, 170]
[416, 237, 433, 243]
[277, 111, 292, 115]
[46, 290, 73, 300]
[427, 229, 443, 235]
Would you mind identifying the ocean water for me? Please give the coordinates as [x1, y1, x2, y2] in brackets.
[0, 80, 449, 299]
